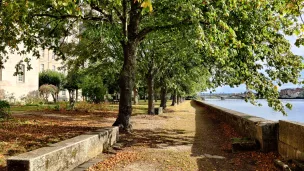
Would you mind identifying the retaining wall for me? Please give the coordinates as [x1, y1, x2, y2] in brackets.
[194, 100, 278, 152]
[7, 127, 119, 171]
[279, 120, 304, 160]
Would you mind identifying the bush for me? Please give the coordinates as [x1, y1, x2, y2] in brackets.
[39, 84, 59, 103]
[81, 75, 107, 103]
[22, 90, 44, 105]
[0, 100, 10, 119]
[39, 70, 65, 88]
[75, 101, 95, 112]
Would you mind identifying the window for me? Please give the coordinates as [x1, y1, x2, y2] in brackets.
[52, 65, 56, 71]
[52, 53, 55, 60]
[18, 65, 25, 82]
[40, 64, 44, 72]
[62, 91, 66, 96]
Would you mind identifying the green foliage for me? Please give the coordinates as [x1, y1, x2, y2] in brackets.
[39, 70, 65, 88]
[1, 0, 303, 116]
[63, 70, 81, 91]
[0, 100, 10, 119]
[81, 75, 107, 103]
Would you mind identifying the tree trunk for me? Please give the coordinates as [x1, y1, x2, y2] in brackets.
[133, 87, 138, 105]
[147, 74, 154, 115]
[160, 85, 167, 109]
[76, 89, 78, 102]
[171, 90, 177, 106]
[68, 89, 75, 110]
[154, 92, 157, 102]
[144, 87, 147, 102]
[113, 0, 143, 131]
[113, 41, 138, 131]
[177, 95, 180, 105]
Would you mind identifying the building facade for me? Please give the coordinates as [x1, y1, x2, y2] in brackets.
[0, 48, 71, 102]
[0, 51, 39, 102]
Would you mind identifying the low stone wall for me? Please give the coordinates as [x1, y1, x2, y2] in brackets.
[7, 127, 119, 171]
[193, 100, 278, 152]
[279, 120, 304, 160]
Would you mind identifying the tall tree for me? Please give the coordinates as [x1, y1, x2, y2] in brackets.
[1, 0, 303, 131]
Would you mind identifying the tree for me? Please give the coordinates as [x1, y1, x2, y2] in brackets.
[39, 69, 65, 89]
[2, 0, 303, 130]
[63, 69, 82, 108]
[137, 27, 207, 113]
[81, 75, 107, 103]
[39, 84, 58, 103]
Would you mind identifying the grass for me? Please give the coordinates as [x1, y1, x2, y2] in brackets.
[10, 104, 58, 112]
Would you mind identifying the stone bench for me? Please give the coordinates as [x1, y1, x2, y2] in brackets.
[7, 127, 119, 171]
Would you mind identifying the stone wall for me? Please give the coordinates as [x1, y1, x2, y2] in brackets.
[194, 100, 278, 152]
[7, 127, 119, 171]
[278, 120, 304, 160]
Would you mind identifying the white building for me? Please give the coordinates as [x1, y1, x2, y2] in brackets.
[0, 51, 39, 102]
[0, 48, 71, 102]
[39, 49, 63, 73]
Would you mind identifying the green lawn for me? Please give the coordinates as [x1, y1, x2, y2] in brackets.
[11, 105, 50, 112]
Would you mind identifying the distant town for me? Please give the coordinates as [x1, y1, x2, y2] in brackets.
[200, 88, 304, 99]
[279, 88, 304, 99]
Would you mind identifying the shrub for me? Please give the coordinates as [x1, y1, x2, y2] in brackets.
[0, 100, 10, 119]
[39, 70, 65, 88]
[81, 75, 107, 103]
[23, 90, 44, 105]
[39, 84, 59, 103]
[75, 101, 95, 112]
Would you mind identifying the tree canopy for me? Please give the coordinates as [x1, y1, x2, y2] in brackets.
[1, 0, 303, 130]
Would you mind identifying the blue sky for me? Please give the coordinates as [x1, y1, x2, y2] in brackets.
[205, 35, 304, 93]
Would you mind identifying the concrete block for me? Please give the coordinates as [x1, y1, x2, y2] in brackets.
[7, 127, 119, 171]
[279, 121, 304, 161]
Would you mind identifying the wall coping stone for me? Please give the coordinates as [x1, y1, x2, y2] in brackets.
[7, 127, 119, 171]
[194, 100, 278, 152]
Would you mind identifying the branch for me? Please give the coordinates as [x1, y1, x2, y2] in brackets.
[295, 0, 304, 24]
[122, 0, 127, 39]
[113, 6, 124, 23]
[90, 3, 113, 23]
[33, 13, 108, 22]
[136, 19, 190, 42]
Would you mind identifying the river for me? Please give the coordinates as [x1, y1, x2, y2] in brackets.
[204, 99, 304, 123]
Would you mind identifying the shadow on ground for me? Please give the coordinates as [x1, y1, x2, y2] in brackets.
[190, 100, 279, 171]
[119, 128, 194, 149]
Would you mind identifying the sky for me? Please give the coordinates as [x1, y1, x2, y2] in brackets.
[203, 35, 304, 93]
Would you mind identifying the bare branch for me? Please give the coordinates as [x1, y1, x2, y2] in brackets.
[33, 13, 108, 22]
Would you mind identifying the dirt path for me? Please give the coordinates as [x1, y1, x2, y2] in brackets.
[88, 100, 279, 171]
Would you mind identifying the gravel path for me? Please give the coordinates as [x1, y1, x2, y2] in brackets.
[88, 100, 279, 171]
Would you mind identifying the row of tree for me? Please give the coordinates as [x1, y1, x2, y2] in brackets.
[1, 0, 304, 131]
[39, 70, 108, 104]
